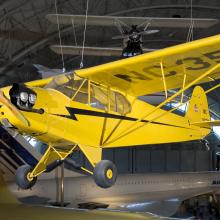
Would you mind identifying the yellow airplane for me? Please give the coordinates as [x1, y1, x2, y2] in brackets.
[1, 34, 220, 190]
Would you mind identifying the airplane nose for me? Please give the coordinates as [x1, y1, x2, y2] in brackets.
[0, 90, 29, 127]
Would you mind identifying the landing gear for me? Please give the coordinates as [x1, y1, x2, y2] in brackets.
[93, 160, 117, 188]
[16, 164, 37, 189]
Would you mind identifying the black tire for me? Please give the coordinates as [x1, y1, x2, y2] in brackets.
[93, 160, 117, 188]
[16, 164, 37, 189]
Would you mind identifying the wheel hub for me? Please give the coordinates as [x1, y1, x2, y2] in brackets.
[106, 169, 113, 179]
[27, 172, 34, 182]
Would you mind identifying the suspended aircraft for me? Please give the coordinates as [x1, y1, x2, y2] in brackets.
[1, 35, 220, 190]
[46, 14, 219, 57]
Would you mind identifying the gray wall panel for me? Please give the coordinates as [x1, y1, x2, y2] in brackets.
[195, 151, 211, 171]
[151, 150, 166, 172]
[180, 150, 195, 171]
[134, 149, 151, 173]
[166, 150, 180, 172]
[114, 148, 130, 173]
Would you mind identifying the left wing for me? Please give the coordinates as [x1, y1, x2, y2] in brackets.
[75, 34, 220, 96]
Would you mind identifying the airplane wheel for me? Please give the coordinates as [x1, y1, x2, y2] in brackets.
[16, 164, 37, 189]
[93, 160, 117, 188]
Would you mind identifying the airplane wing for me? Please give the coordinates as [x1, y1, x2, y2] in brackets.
[106, 188, 213, 217]
[50, 45, 156, 57]
[71, 182, 213, 217]
[46, 14, 218, 28]
[25, 77, 53, 88]
[75, 34, 220, 96]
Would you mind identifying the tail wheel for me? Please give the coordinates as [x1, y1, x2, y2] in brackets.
[93, 160, 117, 188]
[16, 164, 37, 189]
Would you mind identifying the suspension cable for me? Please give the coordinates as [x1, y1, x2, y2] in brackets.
[54, 0, 65, 72]
[71, 18, 78, 46]
[80, 0, 90, 68]
[187, 0, 194, 42]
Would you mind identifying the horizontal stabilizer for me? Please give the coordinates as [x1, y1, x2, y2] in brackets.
[191, 120, 220, 127]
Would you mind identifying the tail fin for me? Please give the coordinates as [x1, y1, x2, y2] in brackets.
[0, 169, 18, 204]
[185, 86, 211, 127]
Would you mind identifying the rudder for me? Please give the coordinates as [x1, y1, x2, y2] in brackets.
[185, 86, 210, 126]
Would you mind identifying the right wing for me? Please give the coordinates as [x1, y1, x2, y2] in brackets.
[75, 34, 220, 96]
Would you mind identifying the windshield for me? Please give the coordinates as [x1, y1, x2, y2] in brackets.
[46, 73, 131, 114]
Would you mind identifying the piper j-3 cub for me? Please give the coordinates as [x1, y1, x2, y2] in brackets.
[1, 35, 220, 190]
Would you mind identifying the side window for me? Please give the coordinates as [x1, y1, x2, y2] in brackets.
[90, 84, 108, 110]
[115, 92, 131, 114]
[90, 84, 131, 114]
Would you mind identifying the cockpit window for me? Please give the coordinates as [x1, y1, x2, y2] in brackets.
[46, 73, 131, 114]
[45, 73, 75, 97]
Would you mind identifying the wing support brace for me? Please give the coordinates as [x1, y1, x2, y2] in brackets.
[105, 63, 220, 145]
[28, 144, 77, 180]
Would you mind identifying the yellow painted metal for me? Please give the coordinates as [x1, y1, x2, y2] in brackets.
[76, 34, 220, 96]
[180, 71, 187, 103]
[25, 77, 53, 87]
[29, 144, 77, 178]
[80, 166, 93, 175]
[106, 169, 113, 179]
[88, 80, 91, 105]
[160, 62, 168, 99]
[1, 35, 220, 181]
[186, 86, 210, 125]
[0, 78, 212, 172]
[104, 64, 220, 145]
[205, 83, 220, 94]
[71, 78, 86, 100]
[78, 144, 102, 167]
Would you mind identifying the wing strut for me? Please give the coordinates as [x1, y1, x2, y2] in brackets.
[205, 83, 220, 94]
[180, 66, 187, 103]
[104, 63, 220, 145]
[160, 62, 168, 99]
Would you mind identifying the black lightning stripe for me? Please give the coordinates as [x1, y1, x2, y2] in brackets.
[51, 107, 189, 129]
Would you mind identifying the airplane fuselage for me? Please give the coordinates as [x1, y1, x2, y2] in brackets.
[0, 82, 210, 149]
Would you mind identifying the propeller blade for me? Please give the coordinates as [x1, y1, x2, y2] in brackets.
[112, 35, 128, 40]
[0, 90, 30, 127]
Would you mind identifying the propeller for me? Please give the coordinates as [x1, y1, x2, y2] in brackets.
[0, 90, 30, 127]
[112, 29, 159, 40]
